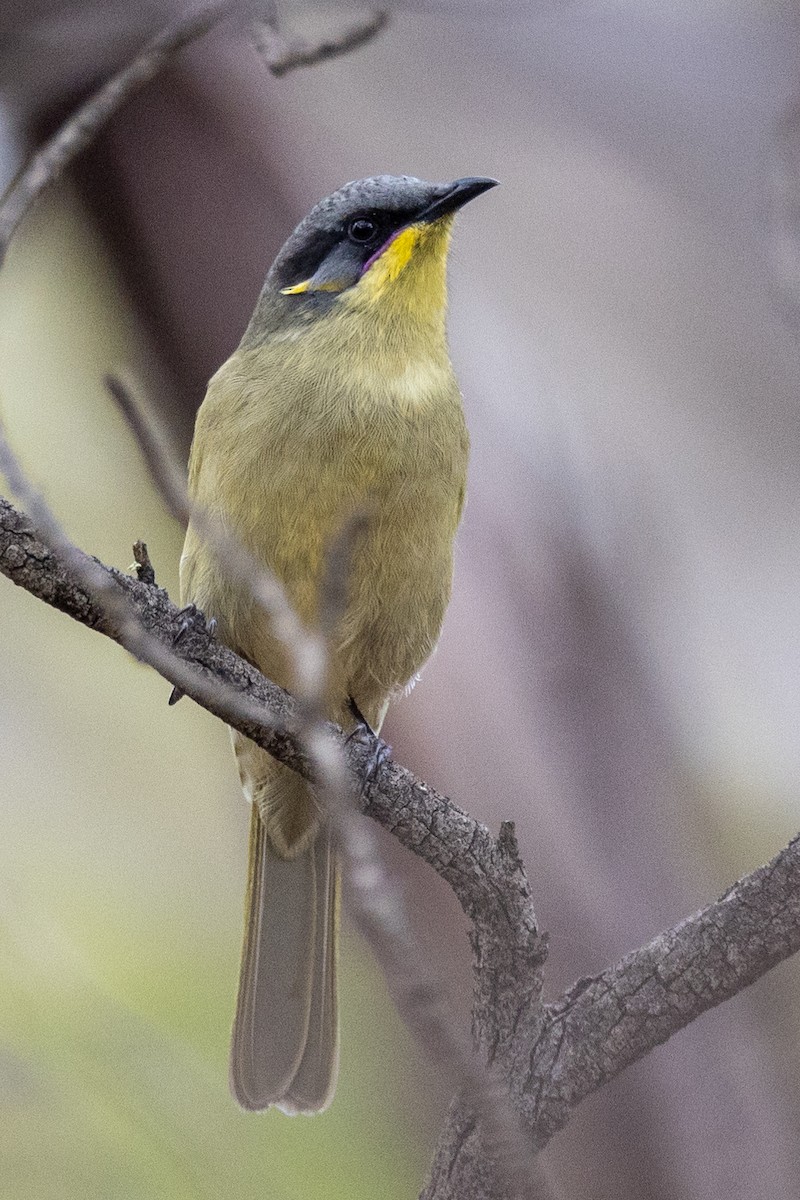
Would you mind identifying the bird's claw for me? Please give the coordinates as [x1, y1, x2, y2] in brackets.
[346, 694, 375, 736]
[169, 607, 217, 705]
[173, 604, 216, 645]
[345, 696, 391, 790]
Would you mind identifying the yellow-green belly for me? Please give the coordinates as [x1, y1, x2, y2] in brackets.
[180, 342, 468, 727]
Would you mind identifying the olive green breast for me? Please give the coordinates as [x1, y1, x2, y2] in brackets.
[182, 302, 468, 710]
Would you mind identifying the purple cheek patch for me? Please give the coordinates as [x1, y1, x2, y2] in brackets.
[361, 227, 405, 277]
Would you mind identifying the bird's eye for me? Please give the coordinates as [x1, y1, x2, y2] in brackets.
[347, 217, 377, 244]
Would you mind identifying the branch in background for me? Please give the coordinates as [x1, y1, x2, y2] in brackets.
[0, 1, 390, 263]
[0, 3, 232, 263]
[106, 373, 190, 528]
[770, 101, 800, 327]
[252, 9, 389, 77]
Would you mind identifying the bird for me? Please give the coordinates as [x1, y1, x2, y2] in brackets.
[179, 173, 497, 1115]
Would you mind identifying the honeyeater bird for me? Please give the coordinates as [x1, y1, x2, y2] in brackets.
[179, 173, 497, 1114]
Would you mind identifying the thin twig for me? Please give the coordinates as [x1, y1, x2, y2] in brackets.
[106, 373, 190, 527]
[132, 539, 155, 585]
[252, 10, 389, 78]
[0, 1, 389, 265]
[316, 509, 371, 641]
[0, 2, 236, 264]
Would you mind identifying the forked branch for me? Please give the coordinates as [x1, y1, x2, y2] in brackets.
[3, 492, 800, 1198]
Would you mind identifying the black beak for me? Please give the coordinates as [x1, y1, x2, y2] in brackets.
[418, 176, 499, 223]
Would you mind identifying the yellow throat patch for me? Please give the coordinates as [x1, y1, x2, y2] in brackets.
[352, 216, 454, 314]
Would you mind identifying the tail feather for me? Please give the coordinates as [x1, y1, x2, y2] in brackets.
[279, 833, 340, 1114]
[229, 800, 339, 1113]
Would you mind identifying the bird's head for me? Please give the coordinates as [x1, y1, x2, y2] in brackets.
[256, 174, 497, 330]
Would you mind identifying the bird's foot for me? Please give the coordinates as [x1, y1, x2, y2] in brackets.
[168, 606, 217, 705]
[345, 696, 392, 790]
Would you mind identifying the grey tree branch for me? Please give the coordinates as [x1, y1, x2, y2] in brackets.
[0, 488, 513, 928]
[0, 3, 232, 264]
[252, 9, 389, 77]
[424, 829, 800, 1198]
[3, 489, 800, 1199]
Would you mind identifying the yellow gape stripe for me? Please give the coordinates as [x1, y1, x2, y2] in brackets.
[280, 279, 311, 295]
[280, 279, 344, 295]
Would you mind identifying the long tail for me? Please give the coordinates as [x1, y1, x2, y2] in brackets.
[230, 799, 339, 1114]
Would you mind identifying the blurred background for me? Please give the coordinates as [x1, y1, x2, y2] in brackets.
[3, 1, 800, 1197]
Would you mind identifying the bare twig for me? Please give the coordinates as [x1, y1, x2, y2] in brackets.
[0, 3, 237, 264]
[132, 539, 155, 585]
[315, 509, 370, 641]
[0, 0, 389, 266]
[770, 101, 800, 327]
[106, 373, 190, 528]
[252, 10, 389, 78]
